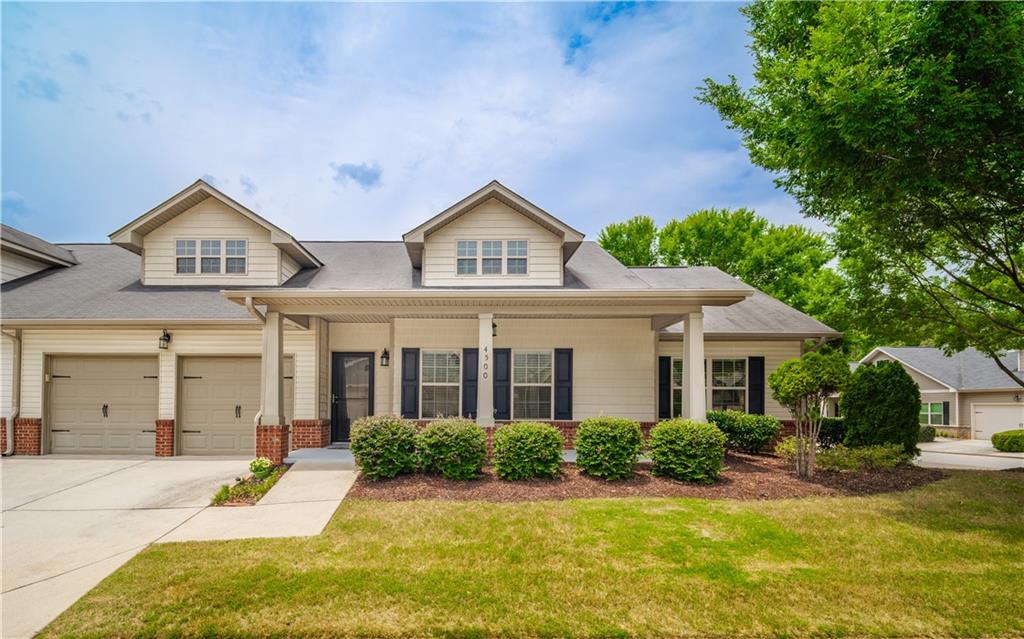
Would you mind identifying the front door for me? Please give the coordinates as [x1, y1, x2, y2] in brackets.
[331, 352, 374, 443]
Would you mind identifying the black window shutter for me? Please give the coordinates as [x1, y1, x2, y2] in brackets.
[493, 348, 511, 421]
[462, 348, 478, 418]
[658, 356, 670, 419]
[942, 401, 950, 426]
[554, 348, 573, 420]
[748, 356, 765, 415]
[401, 348, 419, 419]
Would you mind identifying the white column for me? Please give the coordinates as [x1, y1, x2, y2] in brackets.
[477, 313, 495, 426]
[261, 310, 286, 425]
[682, 311, 706, 421]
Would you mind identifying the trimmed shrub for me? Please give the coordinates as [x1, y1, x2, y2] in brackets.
[492, 422, 564, 480]
[707, 410, 780, 453]
[840, 361, 921, 455]
[817, 443, 911, 471]
[574, 417, 643, 480]
[774, 436, 796, 461]
[649, 419, 727, 483]
[918, 425, 937, 443]
[992, 430, 1024, 453]
[350, 415, 418, 480]
[416, 417, 488, 480]
[818, 417, 847, 448]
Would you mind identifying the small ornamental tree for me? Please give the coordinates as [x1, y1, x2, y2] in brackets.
[769, 351, 851, 477]
[841, 361, 921, 456]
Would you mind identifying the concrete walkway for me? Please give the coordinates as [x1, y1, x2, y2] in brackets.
[917, 438, 1024, 471]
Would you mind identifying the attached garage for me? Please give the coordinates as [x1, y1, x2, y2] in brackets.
[48, 356, 159, 454]
[972, 403, 1024, 440]
[178, 356, 293, 456]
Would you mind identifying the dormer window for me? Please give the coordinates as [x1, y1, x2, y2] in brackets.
[226, 240, 247, 274]
[456, 240, 477, 275]
[481, 241, 502, 274]
[201, 240, 221, 273]
[176, 238, 248, 275]
[455, 239, 528, 276]
[175, 240, 196, 273]
[507, 240, 528, 274]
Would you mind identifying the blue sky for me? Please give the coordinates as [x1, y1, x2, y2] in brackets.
[2, 2, 809, 243]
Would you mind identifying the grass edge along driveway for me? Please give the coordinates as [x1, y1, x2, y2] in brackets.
[42, 471, 1023, 638]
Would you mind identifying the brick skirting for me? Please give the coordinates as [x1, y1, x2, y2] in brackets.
[155, 420, 175, 457]
[13, 418, 42, 455]
[291, 419, 330, 450]
[256, 424, 290, 465]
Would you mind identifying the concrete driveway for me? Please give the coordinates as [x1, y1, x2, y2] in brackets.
[917, 438, 1024, 471]
[1, 456, 248, 639]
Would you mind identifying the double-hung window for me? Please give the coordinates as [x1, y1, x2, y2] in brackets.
[421, 351, 461, 418]
[456, 241, 477, 275]
[512, 350, 553, 420]
[200, 240, 222, 274]
[711, 358, 746, 411]
[175, 240, 196, 274]
[455, 239, 528, 276]
[225, 240, 247, 274]
[920, 402, 944, 426]
[482, 240, 503, 274]
[507, 240, 528, 274]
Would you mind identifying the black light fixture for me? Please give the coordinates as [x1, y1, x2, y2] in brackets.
[380, 348, 390, 367]
[158, 329, 172, 350]
[492, 321, 498, 337]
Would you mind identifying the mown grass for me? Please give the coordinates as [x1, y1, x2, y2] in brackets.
[42, 471, 1023, 638]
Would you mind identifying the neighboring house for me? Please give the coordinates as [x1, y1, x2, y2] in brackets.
[859, 346, 1024, 440]
[0, 179, 839, 461]
[1, 224, 78, 283]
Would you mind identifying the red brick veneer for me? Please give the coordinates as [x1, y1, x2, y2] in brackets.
[256, 424, 290, 464]
[0, 417, 6, 454]
[155, 420, 175, 457]
[291, 419, 330, 450]
[13, 417, 42, 455]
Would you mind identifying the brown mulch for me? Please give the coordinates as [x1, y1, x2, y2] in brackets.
[347, 453, 948, 502]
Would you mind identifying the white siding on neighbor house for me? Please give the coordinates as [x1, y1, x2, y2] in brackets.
[867, 353, 952, 392]
[421, 198, 564, 287]
[0, 334, 12, 418]
[281, 252, 300, 283]
[141, 197, 283, 286]
[657, 339, 804, 420]
[1, 251, 51, 283]
[389, 318, 657, 421]
[328, 322, 392, 419]
[17, 327, 317, 423]
[960, 391, 1023, 431]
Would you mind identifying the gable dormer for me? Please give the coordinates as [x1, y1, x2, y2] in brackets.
[403, 181, 585, 287]
[109, 179, 320, 286]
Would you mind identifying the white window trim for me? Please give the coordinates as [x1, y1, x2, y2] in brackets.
[175, 238, 249, 276]
[225, 239, 249, 275]
[670, 356, 750, 415]
[419, 349, 462, 420]
[511, 349, 554, 421]
[505, 239, 529, 276]
[920, 401, 944, 426]
[175, 239, 197, 275]
[454, 239, 530, 277]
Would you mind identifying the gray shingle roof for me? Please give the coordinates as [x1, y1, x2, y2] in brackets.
[1, 224, 77, 265]
[872, 346, 1021, 391]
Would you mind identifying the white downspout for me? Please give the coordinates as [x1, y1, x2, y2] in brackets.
[245, 297, 266, 427]
[3, 329, 22, 456]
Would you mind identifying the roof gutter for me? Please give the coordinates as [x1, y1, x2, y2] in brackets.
[3, 329, 21, 456]
[244, 296, 266, 324]
[221, 287, 755, 304]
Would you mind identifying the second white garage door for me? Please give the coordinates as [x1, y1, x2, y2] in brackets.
[973, 404, 1024, 440]
[179, 357, 293, 456]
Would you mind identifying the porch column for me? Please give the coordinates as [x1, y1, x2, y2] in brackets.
[682, 311, 706, 422]
[477, 313, 495, 427]
[257, 310, 288, 463]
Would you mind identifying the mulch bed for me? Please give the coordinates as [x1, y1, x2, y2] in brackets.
[347, 453, 948, 502]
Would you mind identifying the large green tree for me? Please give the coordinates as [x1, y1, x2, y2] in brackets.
[596, 215, 658, 266]
[699, 1, 1024, 386]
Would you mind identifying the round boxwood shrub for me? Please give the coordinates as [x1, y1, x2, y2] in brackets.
[992, 430, 1024, 453]
[840, 361, 921, 455]
[707, 409, 780, 453]
[492, 422, 564, 480]
[415, 417, 488, 480]
[350, 415, 418, 480]
[918, 425, 937, 443]
[574, 417, 643, 480]
[649, 419, 727, 484]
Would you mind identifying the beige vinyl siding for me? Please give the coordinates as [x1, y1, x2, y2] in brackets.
[657, 339, 804, 420]
[141, 197, 282, 285]
[281, 252, 300, 283]
[867, 353, 952, 391]
[17, 327, 317, 422]
[960, 391, 1022, 430]
[1, 251, 51, 283]
[0, 334, 12, 417]
[421, 198, 563, 287]
[390, 318, 656, 421]
[329, 322, 392, 417]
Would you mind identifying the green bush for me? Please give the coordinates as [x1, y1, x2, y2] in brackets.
[707, 410, 780, 453]
[416, 418, 488, 480]
[817, 444, 911, 471]
[918, 425, 937, 443]
[574, 417, 643, 480]
[249, 457, 275, 480]
[818, 417, 847, 448]
[492, 422, 564, 480]
[649, 419, 727, 483]
[992, 430, 1024, 453]
[840, 361, 921, 455]
[350, 415, 418, 480]
[775, 436, 796, 461]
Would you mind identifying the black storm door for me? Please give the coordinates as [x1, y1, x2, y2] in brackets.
[330, 352, 374, 442]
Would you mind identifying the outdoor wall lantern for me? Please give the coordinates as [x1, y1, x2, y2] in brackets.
[380, 348, 390, 367]
[158, 329, 172, 350]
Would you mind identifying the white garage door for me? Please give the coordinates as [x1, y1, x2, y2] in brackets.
[49, 356, 159, 454]
[179, 357, 293, 456]
[973, 404, 1024, 440]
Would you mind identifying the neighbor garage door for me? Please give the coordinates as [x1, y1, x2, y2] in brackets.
[973, 404, 1024, 440]
[49, 356, 159, 454]
[179, 357, 293, 455]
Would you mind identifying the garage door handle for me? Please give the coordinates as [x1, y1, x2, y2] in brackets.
[142, 429, 156, 433]
[235, 404, 241, 419]
[182, 430, 201, 434]
[52, 429, 70, 433]
[102, 404, 108, 418]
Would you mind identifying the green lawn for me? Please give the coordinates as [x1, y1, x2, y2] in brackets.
[43, 471, 1023, 638]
